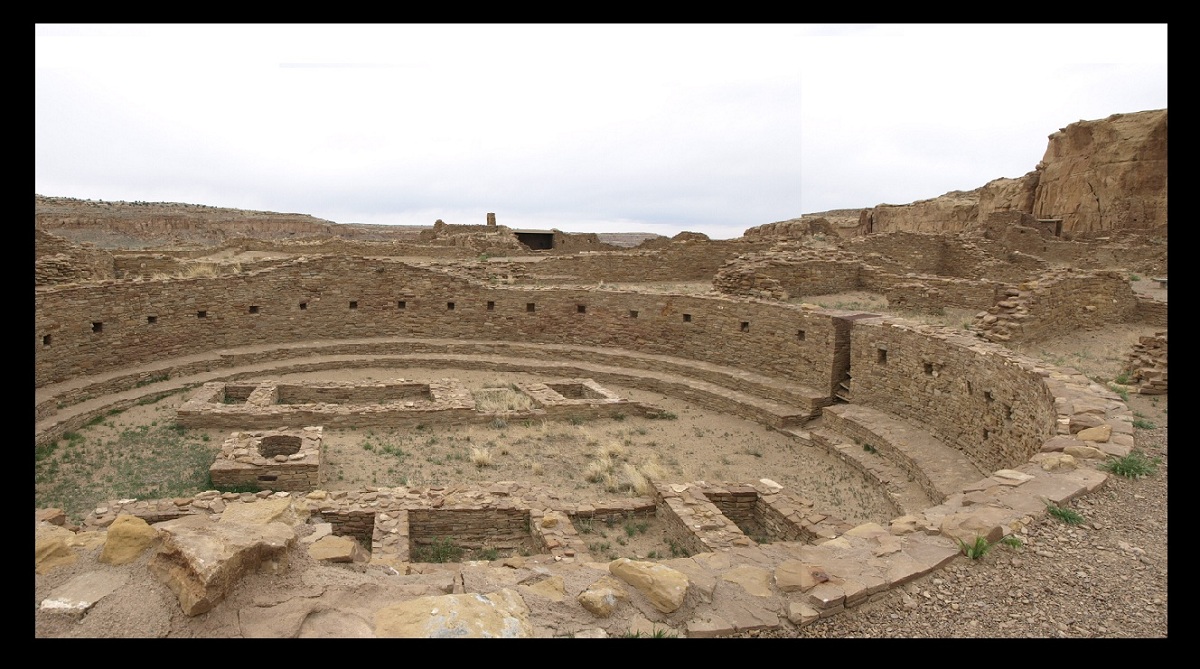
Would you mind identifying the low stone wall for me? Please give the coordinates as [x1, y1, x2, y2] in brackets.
[1135, 295, 1168, 328]
[1124, 332, 1167, 395]
[885, 278, 1001, 314]
[972, 269, 1140, 344]
[177, 378, 653, 431]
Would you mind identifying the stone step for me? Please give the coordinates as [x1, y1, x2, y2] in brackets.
[817, 404, 987, 504]
[792, 426, 932, 516]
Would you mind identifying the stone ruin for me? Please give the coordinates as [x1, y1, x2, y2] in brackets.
[34, 109, 1167, 636]
[1123, 332, 1167, 395]
[209, 427, 323, 493]
[178, 377, 651, 431]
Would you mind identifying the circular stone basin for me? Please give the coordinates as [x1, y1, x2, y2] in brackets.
[258, 434, 302, 458]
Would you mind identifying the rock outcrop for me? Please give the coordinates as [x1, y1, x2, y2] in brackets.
[856, 109, 1166, 238]
[1033, 109, 1168, 236]
[149, 513, 297, 616]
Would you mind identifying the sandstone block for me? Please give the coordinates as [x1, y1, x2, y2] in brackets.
[609, 558, 690, 613]
[100, 514, 159, 565]
[374, 589, 533, 638]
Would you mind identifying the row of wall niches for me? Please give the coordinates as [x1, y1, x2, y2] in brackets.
[41, 300, 812, 346]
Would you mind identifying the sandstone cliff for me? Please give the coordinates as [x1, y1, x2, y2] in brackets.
[856, 109, 1166, 237]
[1033, 109, 1167, 235]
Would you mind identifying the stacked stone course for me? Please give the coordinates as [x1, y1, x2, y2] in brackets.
[1124, 332, 1167, 395]
[972, 269, 1140, 344]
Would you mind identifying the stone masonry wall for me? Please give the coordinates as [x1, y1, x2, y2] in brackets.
[972, 270, 1140, 344]
[847, 318, 1058, 473]
[528, 241, 771, 283]
[35, 256, 842, 394]
[35, 230, 116, 286]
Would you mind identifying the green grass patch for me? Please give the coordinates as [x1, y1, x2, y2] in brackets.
[1046, 502, 1085, 525]
[1100, 450, 1160, 479]
[957, 536, 992, 560]
[35, 422, 220, 523]
[1132, 418, 1157, 430]
[411, 537, 464, 563]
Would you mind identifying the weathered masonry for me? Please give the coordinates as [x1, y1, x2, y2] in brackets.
[36, 254, 1099, 474]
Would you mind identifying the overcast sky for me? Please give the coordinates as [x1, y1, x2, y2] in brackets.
[35, 24, 1167, 240]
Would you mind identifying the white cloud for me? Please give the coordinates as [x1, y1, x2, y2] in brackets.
[36, 23, 1167, 239]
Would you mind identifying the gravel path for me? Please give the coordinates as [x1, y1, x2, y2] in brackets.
[743, 426, 1169, 638]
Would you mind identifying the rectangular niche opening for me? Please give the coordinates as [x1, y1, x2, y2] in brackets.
[249, 305, 260, 314]
[92, 321, 103, 333]
[398, 301, 407, 310]
[408, 509, 542, 562]
[299, 302, 308, 310]
[877, 348, 887, 364]
[683, 314, 692, 323]
[349, 301, 358, 310]
[924, 362, 934, 375]
[629, 310, 638, 319]
[740, 321, 750, 332]
[147, 315, 158, 324]
[797, 329, 806, 341]
[197, 311, 207, 319]
[42, 334, 51, 347]
[546, 382, 608, 400]
[447, 302, 456, 311]
[526, 303, 536, 313]
[487, 301, 495, 311]
[577, 305, 587, 314]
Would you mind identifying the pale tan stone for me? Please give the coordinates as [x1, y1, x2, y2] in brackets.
[774, 560, 829, 593]
[1076, 424, 1113, 443]
[100, 514, 159, 565]
[609, 558, 689, 613]
[374, 589, 533, 638]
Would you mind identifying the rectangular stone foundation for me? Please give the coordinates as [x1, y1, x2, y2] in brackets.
[178, 377, 655, 430]
[208, 427, 323, 492]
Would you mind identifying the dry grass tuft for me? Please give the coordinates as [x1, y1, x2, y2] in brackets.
[470, 447, 492, 468]
[182, 263, 220, 278]
[473, 387, 535, 412]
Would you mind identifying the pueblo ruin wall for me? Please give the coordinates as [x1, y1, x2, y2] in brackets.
[37, 255, 1069, 475]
